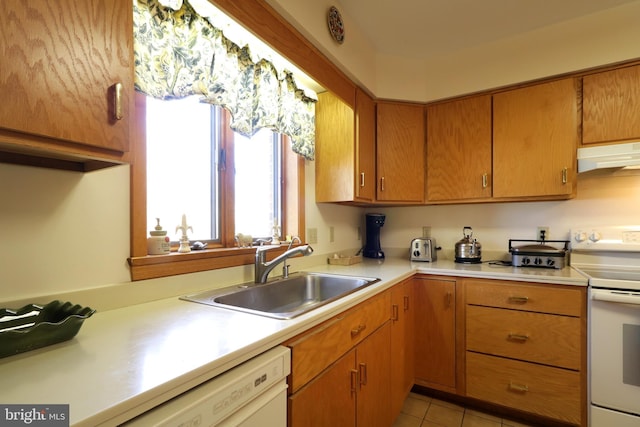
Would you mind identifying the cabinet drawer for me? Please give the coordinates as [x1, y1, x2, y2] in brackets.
[466, 305, 581, 370]
[467, 352, 581, 425]
[286, 291, 390, 393]
[465, 279, 583, 316]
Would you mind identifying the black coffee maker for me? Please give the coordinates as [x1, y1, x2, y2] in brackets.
[363, 213, 386, 259]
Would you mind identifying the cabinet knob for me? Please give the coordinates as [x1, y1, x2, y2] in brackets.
[351, 324, 366, 336]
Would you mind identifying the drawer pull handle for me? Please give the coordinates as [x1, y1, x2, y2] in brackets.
[392, 305, 399, 321]
[360, 172, 365, 187]
[508, 333, 530, 342]
[509, 382, 529, 393]
[351, 324, 366, 336]
[508, 296, 529, 304]
[359, 362, 367, 386]
[350, 369, 358, 394]
[403, 295, 410, 311]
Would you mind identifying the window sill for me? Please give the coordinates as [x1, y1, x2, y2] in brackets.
[128, 245, 291, 281]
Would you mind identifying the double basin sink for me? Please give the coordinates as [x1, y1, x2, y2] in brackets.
[181, 272, 380, 319]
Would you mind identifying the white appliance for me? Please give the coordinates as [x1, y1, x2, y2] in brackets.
[577, 142, 640, 172]
[124, 346, 291, 427]
[571, 226, 640, 427]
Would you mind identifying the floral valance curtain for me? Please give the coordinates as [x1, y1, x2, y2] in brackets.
[133, 0, 316, 160]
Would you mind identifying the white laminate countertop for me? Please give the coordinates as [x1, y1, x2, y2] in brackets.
[0, 257, 587, 426]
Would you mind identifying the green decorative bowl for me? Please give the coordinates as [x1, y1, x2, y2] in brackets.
[0, 300, 95, 359]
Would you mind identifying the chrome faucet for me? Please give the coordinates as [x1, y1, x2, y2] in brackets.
[255, 243, 313, 283]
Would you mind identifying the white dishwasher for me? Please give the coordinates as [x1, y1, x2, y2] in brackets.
[124, 346, 290, 427]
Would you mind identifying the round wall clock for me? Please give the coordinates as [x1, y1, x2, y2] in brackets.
[327, 6, 345, 44]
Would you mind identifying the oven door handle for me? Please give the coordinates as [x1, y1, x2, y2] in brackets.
[591, 289, 640, 306]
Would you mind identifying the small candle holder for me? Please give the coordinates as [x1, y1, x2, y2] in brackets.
[175, 214, 193, 253]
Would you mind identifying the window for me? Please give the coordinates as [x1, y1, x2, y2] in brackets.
[145, 96, 283, 244]
[128, 93, 305, 281]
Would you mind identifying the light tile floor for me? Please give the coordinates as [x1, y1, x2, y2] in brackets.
[393, 393, 534, 427]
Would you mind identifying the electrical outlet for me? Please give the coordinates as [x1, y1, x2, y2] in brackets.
[422, 226, 431, 238]
[537, 226, 550, 240]
[329, 226, 335, 243]
[307, 227, 318, 244]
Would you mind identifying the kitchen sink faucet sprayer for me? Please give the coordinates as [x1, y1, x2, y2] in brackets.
[282, 237, 302, 278]
[255, 242, 313, 283]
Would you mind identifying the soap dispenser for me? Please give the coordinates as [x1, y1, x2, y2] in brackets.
[147, 218, 171, 255]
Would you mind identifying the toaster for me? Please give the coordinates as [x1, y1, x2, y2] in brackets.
[410, 238, 438, 262]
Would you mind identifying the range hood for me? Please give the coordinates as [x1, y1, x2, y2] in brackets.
[577, 142, 640, 172]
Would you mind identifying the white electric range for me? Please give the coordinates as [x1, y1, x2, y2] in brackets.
[571, 226, 640, 427]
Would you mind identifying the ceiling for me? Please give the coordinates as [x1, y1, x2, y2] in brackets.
[337, 0, 639, 59]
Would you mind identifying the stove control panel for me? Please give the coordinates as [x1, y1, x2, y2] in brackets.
[571, 226, 640, 251]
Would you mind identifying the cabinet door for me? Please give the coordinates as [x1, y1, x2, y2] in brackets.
[390, 280, 414, 419]
[355, 88, 376, 202]
[414, 277, 457, 391]
[0, 0, 132, 153]
[315, 91, 356, 202]
[376, 102, 425, 202]
[493, 78, 578, 199]
[426, 95, 492, 202]
[583, 65, 640, 145]
[289, 349, 356, 427]
[357, 323, 392, 427]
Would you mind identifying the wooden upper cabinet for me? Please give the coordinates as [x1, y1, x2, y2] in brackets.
[315, 88, 375, 203]
[426, 95, 492, 202]
[315, 91, 356, 202]
[583, 65, 640, 145]
[492, 78, 579, 199]
[0, 0, 132, 158]
[376, 102, 425, 203]
[355, 88, 376, 202]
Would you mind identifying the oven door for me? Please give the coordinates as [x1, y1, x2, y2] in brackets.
[590, 288, 640, 425]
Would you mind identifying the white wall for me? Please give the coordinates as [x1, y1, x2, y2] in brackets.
[0, 161, 363, 309]
[368, 171, 640, 260]
[266, 0, 640, 102]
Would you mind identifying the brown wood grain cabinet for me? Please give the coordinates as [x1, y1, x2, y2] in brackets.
[0, 0, 133, 169]
[315, 88, 375, 203]
[376, 102, 425, 203]
[464, 278, 587, 426]
[414, 277, 459, 394]
[285, 290, 392, 427]
[492, 78, 579, 200]
[426, 95, 492, 202]
[583, 64, 640, 145]
[390, 278, 414, 417]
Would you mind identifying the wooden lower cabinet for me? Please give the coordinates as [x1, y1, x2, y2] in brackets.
[464, 278, 587, 426]
[390, 279, 414, 417]
[414, 277, 460, 393]
[288, 323, 391, 427]
[467, 352, 582, 425]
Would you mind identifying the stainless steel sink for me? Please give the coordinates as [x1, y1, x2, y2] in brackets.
[180, 272, 380, 319]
